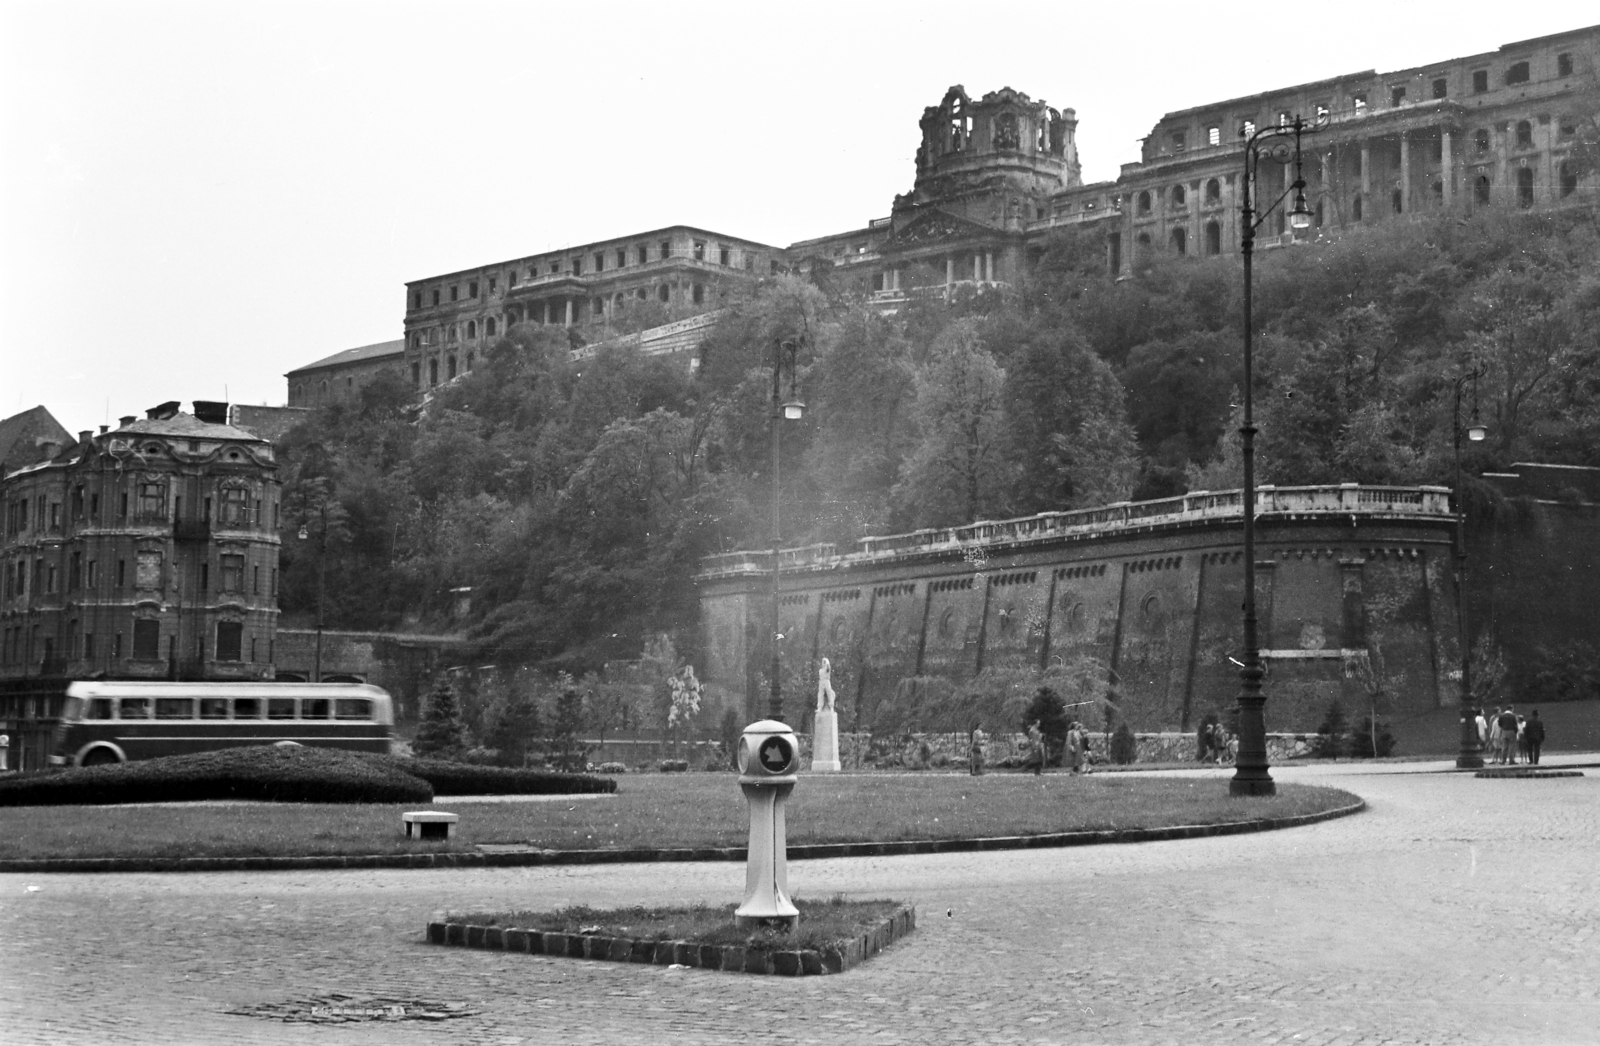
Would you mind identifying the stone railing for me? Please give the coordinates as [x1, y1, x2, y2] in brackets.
[698, 484, 1451, 579]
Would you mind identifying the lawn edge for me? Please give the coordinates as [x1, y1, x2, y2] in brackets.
[0, 797, 1365, 873]
[422, 903, 917, 976]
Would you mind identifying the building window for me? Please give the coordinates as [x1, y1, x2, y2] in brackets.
[1352, 95, 1366, 113]
[1472, 69, 1489, 94]
[1277, 111, 1291, 127]
[1474, 128, 1491, 154]
[658, 284, 670, 302]
[216, 622, 243, 662]
[1169, 227, 1187, 256]
[1207, 126, 1220, 146]
[508, 271, 518, 287]
[486, 317, 496, 336]
[659, 240, 671, 260]
[1516, 120, 1533, 149]
[139, 483, 164, 519]
[411, 362, 420, 386]
[718, 246, 730, 265]
[572, 257, 582, 275]
[488, 276, 497, 293]
[1505, 61, 1529, 86]
[447, 355, 457, 380]
[1315, 103, 1329, 121]
[69, 552, 81, 590]
[221, 487, 248, 525]
[1137, 190, 1151, 215]
[1170, 130, 1185, 151]
[1353, 194, 1364, 220]
[1392, 188, 1403, 214]
[253, 565, 260, 594]
[1517, 166, 1535, 208]
[466, 319, 476, 339]
[1390, 86, 1406, 106]
[87, 559, 97, 587]
[429, 359, 438, 386]
[692, 283, 705, 304]
[1205, 178, 1221, 203]
[132, 619, 159, 659]
[450, 285, 459, 301]
[692, 240, 705, 261]
[221, 554, 244, 592]
[412, 292, 421, 309]
[1240, 119, 1256, 137]
[1558, 53, 1573, 77]
[594, 252, 605, 272]
[1432, 77, 1448, 99]
[1475, 175, 1491, 205]
[1171, 184, 1186, 207]
[637, 245, 649, 265]
[1204, 220, 1221, 256]
[1560, 162, 1578, 198]
[468, 281, 478, 298]
[431, 289, 440, 306]
[1558, 116, 1577, 140]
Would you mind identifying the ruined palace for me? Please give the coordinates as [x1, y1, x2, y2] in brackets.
[287, 26, 1599, 402]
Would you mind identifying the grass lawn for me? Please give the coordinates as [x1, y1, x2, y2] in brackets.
[0, 772, 1357, 862]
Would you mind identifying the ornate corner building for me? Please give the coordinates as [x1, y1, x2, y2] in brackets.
[1, 402, 282, 689]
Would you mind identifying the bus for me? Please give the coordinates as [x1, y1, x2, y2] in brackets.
[52, 681, 395, 767]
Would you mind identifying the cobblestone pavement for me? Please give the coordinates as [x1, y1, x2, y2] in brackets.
[3, 758, 1597, 1046]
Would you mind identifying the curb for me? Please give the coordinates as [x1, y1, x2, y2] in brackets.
[1473, 767, 1584, 779]
[0, 799, 1365, 874]
[423, 904, 916, 976]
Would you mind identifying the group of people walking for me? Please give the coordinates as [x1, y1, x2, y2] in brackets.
[967, 721, 1092, 775]
[1476, 706, 1546, 765]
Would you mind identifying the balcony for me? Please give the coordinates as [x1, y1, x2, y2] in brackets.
[173, 519, 211, 543]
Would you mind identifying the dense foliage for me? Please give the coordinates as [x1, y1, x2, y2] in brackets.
[0, 745, 433, 806]
[381, 756, 616, 796]
[275, 209, 1600, 694]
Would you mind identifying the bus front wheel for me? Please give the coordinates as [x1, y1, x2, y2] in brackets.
[80, 747, 121, 767]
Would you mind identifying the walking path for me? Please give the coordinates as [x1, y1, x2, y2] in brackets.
[2, 756, 1596, 1045]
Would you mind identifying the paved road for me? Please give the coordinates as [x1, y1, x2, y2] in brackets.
[3, 758, 1597, 1046]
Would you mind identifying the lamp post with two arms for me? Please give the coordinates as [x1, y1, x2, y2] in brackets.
[767, 338, 805, 722]
[1452, 364, 1488, 769]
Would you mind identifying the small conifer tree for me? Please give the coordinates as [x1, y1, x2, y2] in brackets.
[485, 682, 541, 767]
[413, 675, 468, 759]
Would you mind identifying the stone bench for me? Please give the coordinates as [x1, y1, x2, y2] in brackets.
[402, 811, 460, 840]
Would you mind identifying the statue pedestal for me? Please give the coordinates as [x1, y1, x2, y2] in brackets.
[811, 708, 842, 772]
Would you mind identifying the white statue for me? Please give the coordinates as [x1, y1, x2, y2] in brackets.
[816, 657, 836, 712]
[811, 657, 841, 772]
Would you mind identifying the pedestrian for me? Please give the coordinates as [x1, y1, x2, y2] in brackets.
[1496, 706, 1519, 765]
[1211, 721, 1229, 764]
[1517, 714, 1530, 763]
[1026, 720, 1045, 775]
[1067, 720, 1088, 773]
[968, 722, 987, 776]
[1474, 708, 1489, 752]
[1487, 707, 1504, 764]
[1525, 709, 1546, 765]
[1196, 713, 1216, 762]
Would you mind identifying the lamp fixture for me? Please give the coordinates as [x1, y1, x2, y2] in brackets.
[1289, 182, 1313, 230]
[782, 399, 805, 421]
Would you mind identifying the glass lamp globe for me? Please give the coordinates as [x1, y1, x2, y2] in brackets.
[1468, 424, 1487, 442]
[782, 399, 805, 421]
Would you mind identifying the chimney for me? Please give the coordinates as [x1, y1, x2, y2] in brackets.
[119, 416, 136, 428]
[78, 430, 93, 446]
[146, 401, 181, 420]
[192, 400, 229, 425]
[99, 425, 108, 434]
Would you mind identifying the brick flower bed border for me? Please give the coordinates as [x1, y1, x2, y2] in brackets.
[0, 799, 1365, 873]
[424, 904, 916, 976]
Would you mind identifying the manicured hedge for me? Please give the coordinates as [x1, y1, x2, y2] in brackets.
[382, 756, 618, 796]
[0, 745, 434, 807]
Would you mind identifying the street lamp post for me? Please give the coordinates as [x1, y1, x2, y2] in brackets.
[297, 506, 327, 684]
[1453, 365, 1488, 769]
[1233, 116, 1318, 798]
[768, 338, 804, 722]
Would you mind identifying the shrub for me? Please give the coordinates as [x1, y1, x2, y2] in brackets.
[1110, 723, 1138, 765]
[659, 759, 689, 773]
[1314, 701, 1349, 759]
[0, 745, 434, 807]
[1346, 714, 1396, 759]
[595, 762, 629, 774]
[413, 676, 468, 759]
[1022, 687, 1069, 767]
[382, 756, 617, 796]
[1529, 641, 1600, 702]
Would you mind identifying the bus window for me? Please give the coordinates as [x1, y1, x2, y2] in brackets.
[267, 698, 296, 720]
[155, 698, 194, 719]
[302, 698, 331, 719]
[199, 698, 229, 720]
[89, 698, 114, 720]
[335, 698, 372, 720]
[233, 698, 261, 719]
[119, 697, 151, 719]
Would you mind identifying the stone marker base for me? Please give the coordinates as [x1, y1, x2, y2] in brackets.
[403, 812, 459, 840]
[1473, 767, 1583, 779]
[424, 904, 915, 976]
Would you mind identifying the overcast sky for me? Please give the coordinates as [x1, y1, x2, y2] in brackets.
[3, 2, 1595, 434]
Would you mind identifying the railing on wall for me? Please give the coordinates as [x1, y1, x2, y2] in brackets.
[697, 484, 1451, 579]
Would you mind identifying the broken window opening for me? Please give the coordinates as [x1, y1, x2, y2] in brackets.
[1171, 184, 1186, 207]
[1472, 70, 1489, 94]
[1169, 227, 1187, 256]
[1390, 86, 1406, 107]
[1207, 126, 1220, 147]
[1560, 162, 1577, 198]
[1205, 178, 1221, 203]
[1515, 120, 1533, 149]
[1137, 190, 1152, 215]
[1517, 166, 1535, 207]
[1432, 78, 1448, 99]
[1505, 61, 1529, 86]
[1204, 221, 1221, 256]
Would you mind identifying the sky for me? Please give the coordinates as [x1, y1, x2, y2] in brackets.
[3, 1, 1596, 435]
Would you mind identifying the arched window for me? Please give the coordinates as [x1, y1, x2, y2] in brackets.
[637, 288, 648, 300]
[1205, 178, 1221, 203]
[411, 363, 420, 386]
[1135, 231, 1151, 266]
[1475, 175, 1491, 205]
[465, 351, 474, 371]
[446, 355, 456, 380]
[614, 292, 624, 308]
[1560, 162, 1577, 198]
[485, 317, 496, 336]
[1169, 227, 1187, 256]
[318, 380, 328, 403]
[1204, 220, 1221, 256]
[428, 359, 438, 386]
[1137, 190, 1152, 215]
[1171, 184, 1186, 207]
[466, 320, 476, 339]
[1515, 120, 1533, 149]
[1517, 166, 1535, 207]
